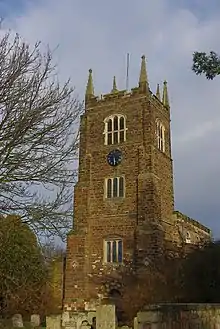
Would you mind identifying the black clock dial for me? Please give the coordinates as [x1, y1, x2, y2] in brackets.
[107, 149, 122, 166]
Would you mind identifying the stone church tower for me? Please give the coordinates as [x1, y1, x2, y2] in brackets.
[63, 56, 210, 314]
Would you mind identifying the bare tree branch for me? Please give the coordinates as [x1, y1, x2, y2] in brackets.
[0, 31, 82, 238]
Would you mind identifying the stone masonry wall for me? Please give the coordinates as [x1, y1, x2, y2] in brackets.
[47, 303, 220, 329]
[174, 211, 211, 245]
[137, 304, 220, 329]
[65, 88, 173, 308]
[63, 59, 211, 318]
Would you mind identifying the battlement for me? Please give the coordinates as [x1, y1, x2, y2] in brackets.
[85, 55, 170, 110]
[85, 85, 169, 111]
[174, 210, 211, 234]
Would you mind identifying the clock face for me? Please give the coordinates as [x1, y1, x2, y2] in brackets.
[107, 149, 122, 166]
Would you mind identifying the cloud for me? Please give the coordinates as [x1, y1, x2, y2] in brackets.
[177, 119, 220, 143]
[2, 0, 220, 237]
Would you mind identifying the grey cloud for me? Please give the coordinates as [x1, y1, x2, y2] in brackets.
[5, 0, 220, 237]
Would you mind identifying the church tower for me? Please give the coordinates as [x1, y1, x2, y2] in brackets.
[64, 55, 175, 313]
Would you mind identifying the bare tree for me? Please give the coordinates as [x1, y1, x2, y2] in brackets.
[0, 32, 82, 238]
[42, 239, 65, 262]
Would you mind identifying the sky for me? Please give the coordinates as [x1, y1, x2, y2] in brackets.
[2, 0, 220, 238]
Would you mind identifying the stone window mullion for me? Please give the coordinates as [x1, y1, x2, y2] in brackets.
[156, 120, 165, 153]
[104, 115, 126, 145]
[104, 239, 123, 263]
[105, 176, 125, 199]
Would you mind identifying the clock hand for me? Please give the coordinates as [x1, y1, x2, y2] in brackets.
[114, 157, 116, 165]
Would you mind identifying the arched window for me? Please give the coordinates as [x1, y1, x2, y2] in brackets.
[156, 120, 165, 152]
[104, 238, 123, 263]
[186, 231, 191, 244]
[104, 115, 127, 145]
[105, 176, 125, 198]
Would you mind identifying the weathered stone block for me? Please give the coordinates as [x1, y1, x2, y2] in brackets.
[96, 304, 116, 329]
[31, 314, 40, 327]
[46, 315, 61, 329]
[62, 311, 70, 327]
[134, 317, 138, 329]
[12, 314, 23, 328]
[137, 311, 161, 323]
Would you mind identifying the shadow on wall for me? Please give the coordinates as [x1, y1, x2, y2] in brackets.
[137, 304, 220, 329]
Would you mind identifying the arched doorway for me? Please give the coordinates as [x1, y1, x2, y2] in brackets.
[108, 289, 124, 324]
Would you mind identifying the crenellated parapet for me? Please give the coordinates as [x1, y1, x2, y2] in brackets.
[85, 55, 170, 111]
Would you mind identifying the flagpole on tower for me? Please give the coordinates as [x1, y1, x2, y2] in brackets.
[126, 53, 130, 91]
